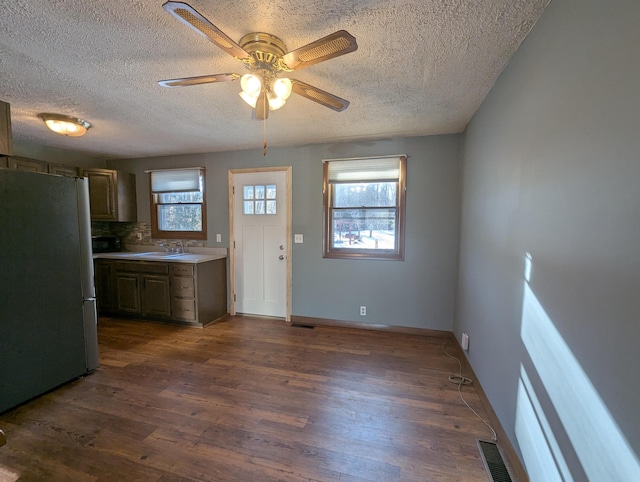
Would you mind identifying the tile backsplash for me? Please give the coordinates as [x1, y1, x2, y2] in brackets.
[91, 222, 207, 251]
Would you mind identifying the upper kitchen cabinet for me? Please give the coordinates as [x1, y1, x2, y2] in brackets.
[0, 101, 12, 156]
[9, 156, 47, 172]
[4, 157, 79, 176]
[82, 168, 137, 222]
[48, 162, 79, 177]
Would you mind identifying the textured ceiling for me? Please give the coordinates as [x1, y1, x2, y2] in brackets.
[0, 0, 549, 160]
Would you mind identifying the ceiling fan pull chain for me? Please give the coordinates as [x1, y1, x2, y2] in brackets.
[263, 106, 267, 156]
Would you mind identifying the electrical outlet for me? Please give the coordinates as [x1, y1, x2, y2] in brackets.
[461, 333, 470, 351]
[294, 234, 303, 243]
[216, 234, 221, 243]
[360, 306, 366, 316]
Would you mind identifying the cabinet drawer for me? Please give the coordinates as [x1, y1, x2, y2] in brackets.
[171, 264, 194, 277]
[172, 277, 195, 298]
[115, 261, 169, 274]
[172, 299, 197, 321]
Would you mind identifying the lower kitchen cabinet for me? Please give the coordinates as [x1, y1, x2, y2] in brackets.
[114, 261, 171, 317]
[95, 260, 115, 312]
[95, 258, 226, 326]
[142, 275, 171, 318]
[171, 264, 197, 321]
[116, 273, 141, 313]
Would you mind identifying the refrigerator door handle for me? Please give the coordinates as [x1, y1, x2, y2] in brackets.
[83, 298, 99, 371]
[77, 177, 96, 300]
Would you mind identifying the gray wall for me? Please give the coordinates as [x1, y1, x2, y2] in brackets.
[110, 135, 462, 330]
[456, 0, 640, 480]
[13, 140, 106, 168]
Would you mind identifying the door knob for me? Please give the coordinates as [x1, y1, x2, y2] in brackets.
[280, 245, 284, 250]
[279, 255, 284, 260]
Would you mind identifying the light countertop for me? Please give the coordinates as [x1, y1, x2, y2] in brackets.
[94, 247, 227, 264]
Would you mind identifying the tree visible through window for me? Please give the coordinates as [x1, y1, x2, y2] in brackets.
[323, 156, 406, 260]
[243, 184, 277, 215]
[149, 168, 207, 240]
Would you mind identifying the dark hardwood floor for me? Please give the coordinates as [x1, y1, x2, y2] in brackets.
[0, 316, 494, 481]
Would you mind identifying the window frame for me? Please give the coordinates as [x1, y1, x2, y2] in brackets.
[149, 168, 207, 240]
[322, 155, 406, 261]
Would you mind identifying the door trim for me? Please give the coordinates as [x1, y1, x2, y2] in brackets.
[228, 166, 292, 321]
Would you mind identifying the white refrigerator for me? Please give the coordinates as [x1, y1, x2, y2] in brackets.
[0, 168, 99, 413]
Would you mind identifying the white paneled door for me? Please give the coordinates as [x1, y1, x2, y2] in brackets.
[231, 169, 289, 318]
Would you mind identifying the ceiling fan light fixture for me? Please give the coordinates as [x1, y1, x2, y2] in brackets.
[272, 78, 292, 100]
[240, 74, 261, 96]
[267, 91, 286, 110]
[38, 113, 91, 137]
[239, 90, 259, 108]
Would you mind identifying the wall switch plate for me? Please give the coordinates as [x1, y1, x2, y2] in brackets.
[360, 306, 366, 316]
[216, 234, 221, 243]
[461, 333, 470, 351]
[294, 234, 303, 243]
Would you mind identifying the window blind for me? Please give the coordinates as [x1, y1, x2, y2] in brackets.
[150, 168, 202, 193]
[326, 156, 402, 183]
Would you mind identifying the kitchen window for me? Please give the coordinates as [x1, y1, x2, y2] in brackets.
[323, 155, 406, 260]
[148, 167, 207, 240]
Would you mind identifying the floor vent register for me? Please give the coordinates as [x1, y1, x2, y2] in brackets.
[291, 323, 315, 329]
[477, 440, 513, 482]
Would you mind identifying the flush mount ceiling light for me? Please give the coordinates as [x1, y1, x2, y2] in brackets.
[38, 113, 92, 137]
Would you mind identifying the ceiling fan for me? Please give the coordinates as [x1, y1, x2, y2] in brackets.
[158, 1, 358, 121]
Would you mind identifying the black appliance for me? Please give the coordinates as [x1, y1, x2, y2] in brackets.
[92, 235, 121, 253]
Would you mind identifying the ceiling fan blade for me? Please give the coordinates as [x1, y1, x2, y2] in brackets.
[281, 30, 357, 71]
[253, 92, 269, 120]
[158, 73, 240, 88]
[290, 80, 350, 112]
[162, 1, 249, 60]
